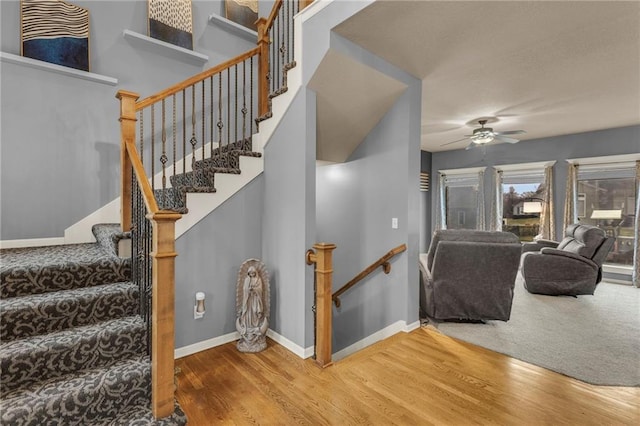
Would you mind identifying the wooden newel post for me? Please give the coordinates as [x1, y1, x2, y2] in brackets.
[150, 210, 181, 419]
[306, 242, 336, 368]
[256, 17, 270, 118]
[116, 90, 140, 233]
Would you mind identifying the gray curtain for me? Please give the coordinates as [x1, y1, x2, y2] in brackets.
[476, 169, 486, 230]
[633, 161, 639, 288]
[539, 165, 555, 240]
[492, 169, 504, 231]
[435, 173, 446, 230]
[563, 163, 578, 231]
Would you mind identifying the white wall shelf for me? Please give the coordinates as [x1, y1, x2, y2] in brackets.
[208, 14, 257, 42]
[0, 52, 118, 86]
[122, 30, 209, 65]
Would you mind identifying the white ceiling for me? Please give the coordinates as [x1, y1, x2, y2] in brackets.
[333, 0, 640, 152]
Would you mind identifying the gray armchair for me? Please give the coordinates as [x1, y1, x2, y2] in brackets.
[520, 223, 615, 296]
[419, 229, 522, 322]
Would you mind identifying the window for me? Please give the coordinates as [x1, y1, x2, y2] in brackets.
[438, 167, 485, 230]
[577, 172, 636, 267]
[496, 164, 550, 242]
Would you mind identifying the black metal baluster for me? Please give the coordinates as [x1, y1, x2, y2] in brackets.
[172, 94, 176, 182]
[190, 86, 197, 169]
[242, 59, 247, 144]
[151, 105, 155, 194]
[161, 99, 167, 209]
[234, 64, 238, 150]
[182, 90, 186, 175]
[218, 71, 223, 162]
[227, 67, 230, 167]
[210, 75, 214, 158]
[201, 81, 205, 162]
[250, 56, 254, 136]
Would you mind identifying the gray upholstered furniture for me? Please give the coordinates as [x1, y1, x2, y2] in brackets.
[419, 229, 522, 322]
[520, 223, 615, 296]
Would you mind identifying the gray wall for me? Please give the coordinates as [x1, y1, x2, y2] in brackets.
[431, 125, 640, 240]
[174, 175, 264, 349]
[1, 0, 257, 239]
[261, 89, 317, 349]
[315, 34, 421, 353]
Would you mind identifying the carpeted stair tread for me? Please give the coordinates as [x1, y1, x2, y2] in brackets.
[104, 402, 188, 426]
[92, 223, 131, 257]
[0, 355, 152, 425]
[1, 281, 138, 341]
[154, 187, 188, 213]
[193, 149, 261, 172]
[1, 243, 131, 299]
[1, 315, 146, 395]
[169, 169, 216, 190]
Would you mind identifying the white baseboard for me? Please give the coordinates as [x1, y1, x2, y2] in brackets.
[0, 237, 65, 249]
[174, 328, 313, 360]
[174, 331, 240, 359]
[332, 319, 419, 362]
[267, 329, 314, 359]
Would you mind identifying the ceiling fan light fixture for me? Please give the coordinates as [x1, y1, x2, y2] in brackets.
[471, 131, 494, 144]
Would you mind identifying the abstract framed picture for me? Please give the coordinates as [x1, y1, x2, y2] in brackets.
[21, 0, 90, 72]
[225, 0, 258, 31]
[148, 0, 193, 50]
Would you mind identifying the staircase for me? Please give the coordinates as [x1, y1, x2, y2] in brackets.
[0, 224, 186, 425]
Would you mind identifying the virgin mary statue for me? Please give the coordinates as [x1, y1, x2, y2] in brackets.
[235, 259, 269, 352]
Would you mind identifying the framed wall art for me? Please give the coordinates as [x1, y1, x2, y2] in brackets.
[225, 0, 258, 31]
[148, 0, 193, 50]
[20, 0, 90, 72]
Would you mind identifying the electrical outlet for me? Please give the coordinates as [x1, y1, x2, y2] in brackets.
[392, 218, 398, 229]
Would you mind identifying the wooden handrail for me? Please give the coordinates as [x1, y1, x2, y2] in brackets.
[332, 244, 407, 308]
[125, 140, 159, 214]
[264, 0, 284, 30]
[135, 47, 260, 111]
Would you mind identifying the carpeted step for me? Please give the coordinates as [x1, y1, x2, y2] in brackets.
[0, 244, 131, 299]
[169, 168, 216, 190]
[193, 149, 262, 172]
[0, 355, 152, 425]
[104, 402, 188, 426]
[1, 281, 138, 342]
[92, 223, 130, 257]
[1, 315, 146, 396]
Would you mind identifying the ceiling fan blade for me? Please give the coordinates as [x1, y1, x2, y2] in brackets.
[464, 142, 477, 151]
[440, 136, 470, 147]
[494, 130, 526, 136]
[494, 135, 520, 144]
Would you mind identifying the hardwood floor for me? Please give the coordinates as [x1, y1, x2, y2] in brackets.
[175, 327, 639, 425]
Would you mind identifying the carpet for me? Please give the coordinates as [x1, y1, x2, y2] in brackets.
[432, 275, 640, 387]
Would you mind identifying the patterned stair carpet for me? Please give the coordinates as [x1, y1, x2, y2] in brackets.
[0, 224, 186, 425]
[154, 137, 262, 212]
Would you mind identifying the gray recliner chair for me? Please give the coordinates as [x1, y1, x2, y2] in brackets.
[419, 229, 522, 322]
[520, 223, 615, 296]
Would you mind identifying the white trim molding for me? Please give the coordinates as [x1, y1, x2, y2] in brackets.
[494, 160, 556, 172]
[174, 331, 240, 359]
[438, 166, 486, 176]
[332, 320, 420, 362]
[0, 237, 65, 249]
[567, 153, 640, 168]
[174, 329, 313, 360]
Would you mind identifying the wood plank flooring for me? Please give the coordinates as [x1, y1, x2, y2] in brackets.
[175, 327, 639, 425]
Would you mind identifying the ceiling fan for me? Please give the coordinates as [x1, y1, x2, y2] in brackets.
[441, 119, 526, 150]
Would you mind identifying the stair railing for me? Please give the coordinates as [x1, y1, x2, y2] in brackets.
[332, 244, 407, 307]
[117, 0, 313, 419]
[306, 243, 407, 368]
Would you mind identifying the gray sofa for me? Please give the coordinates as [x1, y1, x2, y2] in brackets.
[520, 223, 615, 296]
[419, 229, 522, 322]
